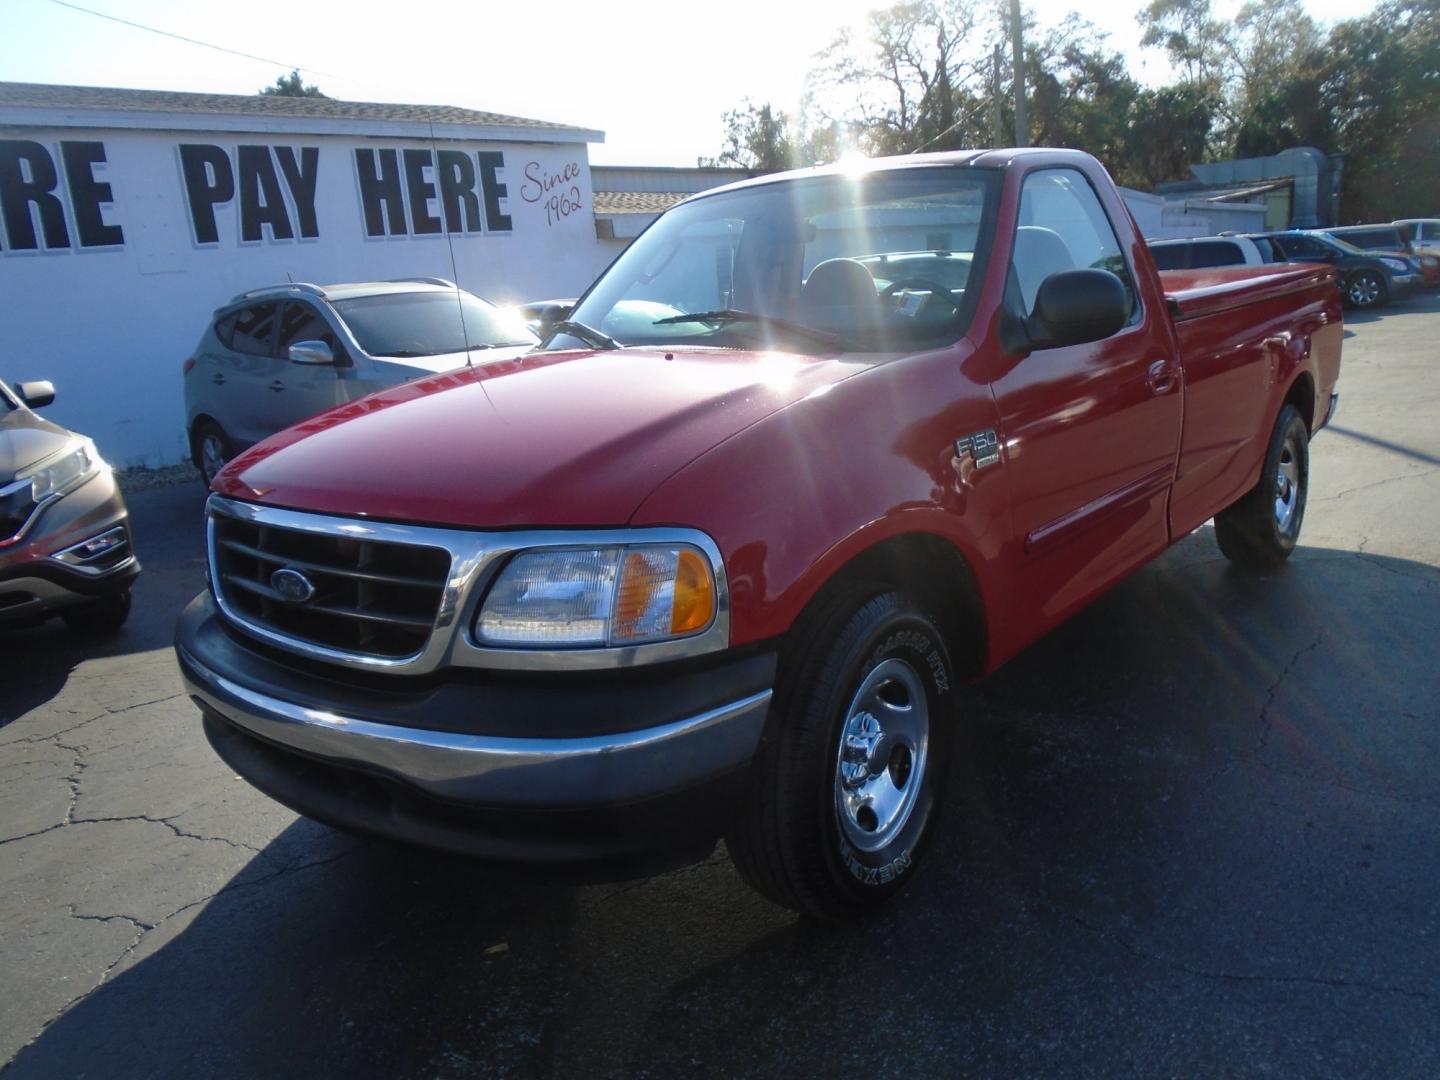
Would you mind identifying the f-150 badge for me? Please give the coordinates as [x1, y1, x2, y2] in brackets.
[955, 429, 1001, 470]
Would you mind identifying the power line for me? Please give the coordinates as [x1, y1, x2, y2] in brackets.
[46, 0, 336, 80]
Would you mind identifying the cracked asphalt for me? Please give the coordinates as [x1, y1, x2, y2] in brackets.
[3, 294, 1438, 1078]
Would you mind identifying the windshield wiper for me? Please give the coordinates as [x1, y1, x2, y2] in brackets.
[547, 319, 621, 351]
[651, 309, 851, 351]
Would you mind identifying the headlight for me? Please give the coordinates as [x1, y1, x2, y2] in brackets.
[476, 543, 717, 647]
[17, 439, 100, 501]
[1380, 257, 1409, 272]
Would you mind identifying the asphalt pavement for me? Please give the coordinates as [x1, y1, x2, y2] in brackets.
[2, 294, 1438, 1078]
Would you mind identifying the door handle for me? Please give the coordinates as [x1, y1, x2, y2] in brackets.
[1146, 359, 1177, 396]
[269, 380, 285, 392]
[211, 374, 226, 385]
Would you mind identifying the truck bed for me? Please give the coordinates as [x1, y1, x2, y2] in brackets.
[1160, 263, 1338, 320]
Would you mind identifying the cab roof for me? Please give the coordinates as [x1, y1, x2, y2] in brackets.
[674, 147, 1104, 207]
[224, 278, 463, 307]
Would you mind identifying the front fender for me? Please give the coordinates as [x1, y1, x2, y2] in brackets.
[629, 344, 1012, 656]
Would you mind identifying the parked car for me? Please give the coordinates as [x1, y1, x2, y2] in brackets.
[1251, 230, 1422, 308]
[1324, 224, 1440, 287]
[1146, 235, 1268, 270]
[183, 279, 538, 484]
[176, 149, 1342, 919]
[1394, 218, 1440, 258]
[1, 379, 138, 633]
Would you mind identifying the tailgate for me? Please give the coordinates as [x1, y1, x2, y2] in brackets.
[1161, 263, 1338, 320]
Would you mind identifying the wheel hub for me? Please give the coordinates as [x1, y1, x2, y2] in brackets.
[202, 435, 226, 481]
[1273, 436, 1302, 533]
[834, 658, 931, 853]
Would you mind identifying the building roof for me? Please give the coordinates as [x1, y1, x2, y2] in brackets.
[592, 191, 693, 215]
[0, 81, 603, 143]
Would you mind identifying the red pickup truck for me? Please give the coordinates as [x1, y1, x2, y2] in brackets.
[175, 149, 1341, 919]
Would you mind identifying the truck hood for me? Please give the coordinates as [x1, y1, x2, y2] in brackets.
[375, 343, 536, 377]
[0, 406, 72, 481]
[215, 346, 867, 527]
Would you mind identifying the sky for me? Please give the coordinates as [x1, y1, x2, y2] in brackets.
[2, 0, 1377, 166]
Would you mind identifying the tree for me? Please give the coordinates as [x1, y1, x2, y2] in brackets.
[1026, 19, 1142, 175]
[804, 0, 993, 155]
[1310, 0, 1440, 219]
[701, 102, 797, 171]
[260, 70, 326, 99]
[702, 0, 1440, 218]
[1138, 0, 1229, 85]
[1125, 84, 1219, 186]
[1139, 0, 1319, 147]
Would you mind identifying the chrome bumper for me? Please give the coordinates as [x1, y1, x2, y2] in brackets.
[177, 642, 772, 808]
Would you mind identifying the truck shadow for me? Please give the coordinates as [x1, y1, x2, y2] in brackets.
[8, 538, 1440, 1076]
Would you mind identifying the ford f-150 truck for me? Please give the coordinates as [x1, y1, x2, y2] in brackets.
[175, 149, 1342, 919]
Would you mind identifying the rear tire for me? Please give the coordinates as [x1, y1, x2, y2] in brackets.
[727, 589, 956, 920]
[61, 589, 132, 635]
[191, 420, 233, 486]
[1214, 404, 1309, 568]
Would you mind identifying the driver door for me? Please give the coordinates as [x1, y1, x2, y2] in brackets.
[265, 301, 347, 435]
[988, 167, 1183, 627]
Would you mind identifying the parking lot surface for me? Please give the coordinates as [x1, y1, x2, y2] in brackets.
[3, 296, 1438, 1078]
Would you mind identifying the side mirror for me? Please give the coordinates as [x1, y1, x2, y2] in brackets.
[15, 380, 56, 409]
[1007, 269, 1129, 354]
[288, 340, 334, 365]
[523, 299, 575, 336]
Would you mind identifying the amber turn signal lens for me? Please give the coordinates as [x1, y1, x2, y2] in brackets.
[670, 549, 714, 634]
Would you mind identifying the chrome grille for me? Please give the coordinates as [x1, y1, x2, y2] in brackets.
[210, 504, 451, 660]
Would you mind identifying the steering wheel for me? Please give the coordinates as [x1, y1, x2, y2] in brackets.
[880, 277, 961, 312]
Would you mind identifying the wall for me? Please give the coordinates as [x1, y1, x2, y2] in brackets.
[1190, 147, 1337, 227]
[0, 128, 612, 467]
[1121, 188, 1268, 240]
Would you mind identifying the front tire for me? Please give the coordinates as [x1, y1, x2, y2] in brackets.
[1345, 271, 1387, 309]
[1214, 404, 1309, 568]
[727, 590, 955, 920]
[191, 420, 233, 486]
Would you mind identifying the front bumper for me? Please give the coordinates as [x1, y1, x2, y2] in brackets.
[1318, 391, 1340, 431]
[175, 594, 775, 866]
[1388, 271, 1423, 297]
[0, 469, 138, 624]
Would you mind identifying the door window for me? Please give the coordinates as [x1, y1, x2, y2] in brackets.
[229, 303, 280, 356]
[1011, 168, 1137, 320]
[1189, 241, 1244, 268]
[278, 302, 341, 358]
[1275, 235, 1330, 260]
[1148, 244, 1188, 271]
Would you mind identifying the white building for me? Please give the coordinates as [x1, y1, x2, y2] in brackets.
[0, 82, 609, 467]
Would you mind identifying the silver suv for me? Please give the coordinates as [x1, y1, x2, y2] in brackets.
[183, 279, 537, 484]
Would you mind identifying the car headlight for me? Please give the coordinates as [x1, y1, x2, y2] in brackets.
[476, 544, 717, 647]
[17, 439, 101, 502]
[1380, 257, 1409, 272]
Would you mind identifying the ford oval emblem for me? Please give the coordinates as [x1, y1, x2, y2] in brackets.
[270, 567, 317, 604]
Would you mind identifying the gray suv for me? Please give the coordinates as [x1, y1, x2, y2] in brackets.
[183, 279, 537, 484]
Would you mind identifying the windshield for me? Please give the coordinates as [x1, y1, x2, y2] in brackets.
[551, 168, 998, 354]
[1317, 234, 1369, 255]
[332, 291, 536, 358]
